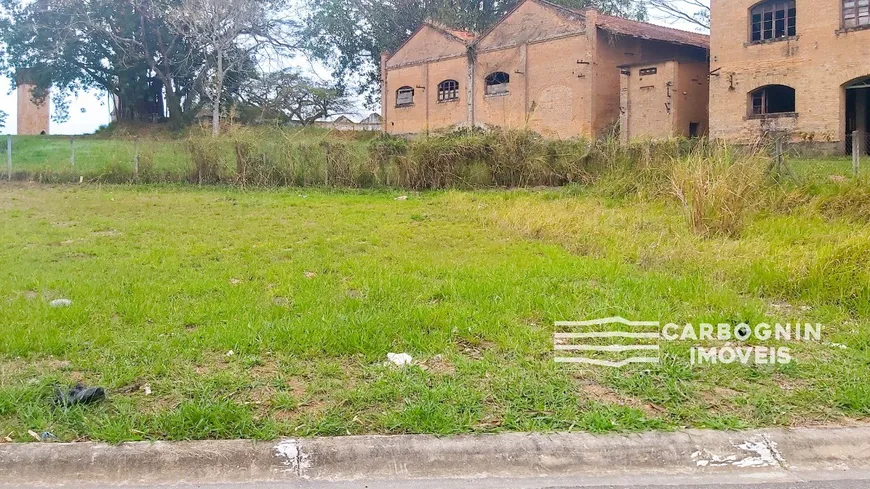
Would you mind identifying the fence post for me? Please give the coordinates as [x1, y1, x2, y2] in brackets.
[134, 139, 140, 179]
[6, 135, 11, 181]
[775, 137, 784, 176]
[70, 136, 76, 168]
[853, 130, 861, 177]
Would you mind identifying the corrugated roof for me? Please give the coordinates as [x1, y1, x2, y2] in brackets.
[593, 13, 709, 49]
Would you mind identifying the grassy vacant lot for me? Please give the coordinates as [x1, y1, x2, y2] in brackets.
[1, 179, 868, 442]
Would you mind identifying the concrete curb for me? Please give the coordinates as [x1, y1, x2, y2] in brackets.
[2, 427, 870, 485]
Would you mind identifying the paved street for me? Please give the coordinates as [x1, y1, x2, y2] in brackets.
[21, 473, 870, 489]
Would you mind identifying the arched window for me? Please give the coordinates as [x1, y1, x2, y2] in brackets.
[750, 85, 796, 116]
[396, 86, 414, 107]
[485, 72, 510, 95]
[438, 80, 459, 102]
[844, 0, 870, 28]
[750, 1, 796, 42]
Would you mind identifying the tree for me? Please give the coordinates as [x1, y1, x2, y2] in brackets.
[236, 68, 350, 125]
[167, 0, 297, 135]
[0, 0, 276, 127]
[645, 0, 709, 29]
[302, 0, 646, 105]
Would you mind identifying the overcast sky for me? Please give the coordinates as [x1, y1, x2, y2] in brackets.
[0, 5, 706, 135]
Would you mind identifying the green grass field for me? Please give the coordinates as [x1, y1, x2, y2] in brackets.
[1, 183, 868, 442]
[1, 136, 190, 175]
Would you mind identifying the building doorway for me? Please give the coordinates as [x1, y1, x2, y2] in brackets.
[845, 76, 870, 155]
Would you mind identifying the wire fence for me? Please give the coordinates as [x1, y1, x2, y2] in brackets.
[1, 132, 867, 186]
[1, 135, 190, 182]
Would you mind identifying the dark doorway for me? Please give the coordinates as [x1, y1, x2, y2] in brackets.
[846, 77, 870, 155]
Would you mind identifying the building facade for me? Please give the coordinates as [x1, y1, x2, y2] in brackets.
[709, 0, 870, 154]
[16, 70, 50, 135]
[381, 0, 710, 139]
[620, 59, 711, 143]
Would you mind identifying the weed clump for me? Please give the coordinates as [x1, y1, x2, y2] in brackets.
[669, 142, 767, 238]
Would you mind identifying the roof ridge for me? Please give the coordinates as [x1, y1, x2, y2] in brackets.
[593, 11, 709, 37]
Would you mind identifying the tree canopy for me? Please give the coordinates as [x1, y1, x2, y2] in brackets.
[0, 0, 296, 129]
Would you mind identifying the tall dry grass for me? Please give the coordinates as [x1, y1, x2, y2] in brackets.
[669, 141, 768, 238]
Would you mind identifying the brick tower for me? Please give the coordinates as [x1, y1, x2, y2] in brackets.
[16, 70, 50, 135]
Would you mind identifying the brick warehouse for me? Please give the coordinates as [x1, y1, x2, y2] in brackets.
[380, 0, 710, 139]
[709, 0, 870, 154]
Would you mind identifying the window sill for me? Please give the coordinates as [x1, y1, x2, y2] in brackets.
[746, 112, 799, 120]
[484, 92, 511, 98]
[437, 98, 460, 104]
[837, 24, 870, 34]
[395, 104, 415, 109]
[745, 35, 799, 47]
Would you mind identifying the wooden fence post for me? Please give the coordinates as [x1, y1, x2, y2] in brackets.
[134, 139, 140, 179]
[70, 136, 75, 168]
[6, 135, 11, 181]
[853, 130, 861, 177]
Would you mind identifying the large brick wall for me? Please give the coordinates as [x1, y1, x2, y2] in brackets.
[383, 25, 470, 134]
[709, 0, 870, 152]
[620, 59, 710, 142]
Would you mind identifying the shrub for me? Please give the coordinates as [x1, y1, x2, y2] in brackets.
[187, 134, 228, 184]
[669, 142, 767, 238]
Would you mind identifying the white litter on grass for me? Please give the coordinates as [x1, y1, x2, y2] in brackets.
[395, 195, 408, 201]
[49, 299, 72, 308]
[825, 342, 848, 350]
[143, 384, 152, 396]
[274, 439, 311, 473]
[386, 352, 414, 367]
[226, 350, 235, 357]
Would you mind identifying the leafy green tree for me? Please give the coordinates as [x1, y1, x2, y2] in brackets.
[303, 0, 646, 104]
[236, 68, 349, 125]
[0, 0, 265, 127]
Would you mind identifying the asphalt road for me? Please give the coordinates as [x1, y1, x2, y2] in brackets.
[20, 475, 870, 489]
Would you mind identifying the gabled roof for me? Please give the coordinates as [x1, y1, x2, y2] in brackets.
[471, 0, 708, 51]
[386, 21, 475, 63]
[592, 12, 709, 49]
[473, 0, 585, 47]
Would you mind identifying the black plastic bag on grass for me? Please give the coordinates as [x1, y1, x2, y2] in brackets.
[54, 383, 106, 407]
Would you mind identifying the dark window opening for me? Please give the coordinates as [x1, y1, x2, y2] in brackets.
[751, 1, 796, 41]
[485, 72, 510, 95]
[749, 85, 796, 115]
[844, 0, 870, 28]
[438, 80, 459, 102]
[689, 122, 701, 138]
[639, 67, 658, 76]
[396, 86, 414, 106]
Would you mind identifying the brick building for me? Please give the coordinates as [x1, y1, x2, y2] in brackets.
[709, 0, 870, 154]
[381, 0, 710, 139]
[16, 70, 50, 135]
